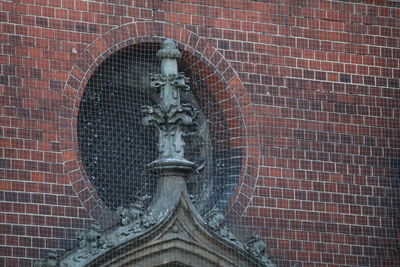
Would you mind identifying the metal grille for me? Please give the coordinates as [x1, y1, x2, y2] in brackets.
[78, 42, 242, 213]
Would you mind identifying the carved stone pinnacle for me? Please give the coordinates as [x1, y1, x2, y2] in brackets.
[142, 39, 197, 173]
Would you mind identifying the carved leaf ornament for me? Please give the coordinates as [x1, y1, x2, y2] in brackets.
[35, 39, 276, 267]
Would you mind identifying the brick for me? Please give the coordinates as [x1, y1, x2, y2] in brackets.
[0, 1, 399, 266]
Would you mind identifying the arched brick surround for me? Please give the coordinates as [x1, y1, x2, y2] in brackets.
[59, 21, 261, 222]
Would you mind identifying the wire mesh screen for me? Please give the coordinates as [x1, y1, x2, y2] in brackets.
[78, 42, 242, 215]
[78, 43, 159, 211]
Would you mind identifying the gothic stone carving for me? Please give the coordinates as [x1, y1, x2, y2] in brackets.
[71, 223, 113, 263]
[116, 195, 151, 234]
[33, 251, 58, 267]
[246, 234, 276, 266]
[51, 39, 277, 267]
[141, 38, 197, 172]
[204, 206, 244, 249]
[74, 193, 274, 267]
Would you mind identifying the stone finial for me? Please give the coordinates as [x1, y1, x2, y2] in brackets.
[156, 38, 182, 60]
[142, 39, 197, 173]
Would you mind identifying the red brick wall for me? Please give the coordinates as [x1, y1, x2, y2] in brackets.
[1, 0, 399, 266]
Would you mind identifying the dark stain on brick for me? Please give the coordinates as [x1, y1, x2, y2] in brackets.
[340, 74, 351, 83]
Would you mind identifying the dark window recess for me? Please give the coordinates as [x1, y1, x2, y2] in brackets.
[78, 42, 242, 213]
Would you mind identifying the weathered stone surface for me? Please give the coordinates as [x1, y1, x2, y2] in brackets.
[33, 251, 58, 267]
[142, 38, 197, 173]
[55, 39, 276, 267]
[204, 206, 243, 248]
[60, 191, 273, 266]
[246, 234, 276, 266]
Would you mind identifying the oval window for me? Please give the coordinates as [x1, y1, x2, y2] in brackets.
[78, 42, 242, 214]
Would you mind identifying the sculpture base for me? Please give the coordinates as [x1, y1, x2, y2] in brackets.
[147, 157, 196, 174]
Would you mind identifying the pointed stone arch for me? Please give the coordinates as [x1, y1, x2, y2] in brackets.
[60, 193, 270, 267]
[52, 37, 276, 267]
